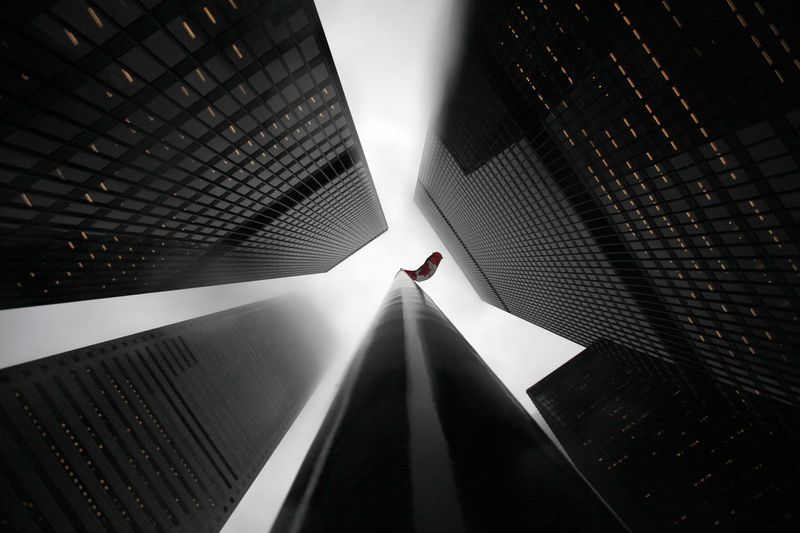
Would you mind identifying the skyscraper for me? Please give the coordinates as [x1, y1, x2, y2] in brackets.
[0, 297, 326, 532]
[273, 273, 624, 532]
[416, 0, 800, 405]
[528, 339, 800, 531]
[0, 0, 386, 309]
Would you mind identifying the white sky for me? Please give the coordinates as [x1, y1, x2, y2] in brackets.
[0, 0, 583, 530]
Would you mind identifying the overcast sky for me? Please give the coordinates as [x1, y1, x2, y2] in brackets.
[0, 0, 583, 531]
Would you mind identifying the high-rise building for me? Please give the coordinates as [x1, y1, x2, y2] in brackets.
[0, 0, 386, 309]
[527, 339, 800, 531]
[416, 0, 800, 405]
[273, 273, 624, 532]
[0, 298, 325, 532]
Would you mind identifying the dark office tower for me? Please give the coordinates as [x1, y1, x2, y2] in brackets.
[528, 339, 800, 531]
[0, 297, 326, 533]
[417, 0, 800, 405]
[272, 273, 624, 532]
[0, 0, 386, 309]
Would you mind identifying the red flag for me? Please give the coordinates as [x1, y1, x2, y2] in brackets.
[403, 252, 443, 282]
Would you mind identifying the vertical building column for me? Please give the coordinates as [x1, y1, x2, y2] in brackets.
[273, 273, 624, 532]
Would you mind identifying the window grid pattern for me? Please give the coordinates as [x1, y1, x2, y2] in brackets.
[528, 339, 800, 531]
[417, 0, 800, 405]
[0, 299, 321, 533]
[0, 0, 386, 308]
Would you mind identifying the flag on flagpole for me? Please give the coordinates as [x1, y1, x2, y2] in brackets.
[403, 252, 443, 282]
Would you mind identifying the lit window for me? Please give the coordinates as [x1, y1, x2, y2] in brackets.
[87, 6, 103, 28]
[65, 28, 79, 46]
[182, 21, 196, 40]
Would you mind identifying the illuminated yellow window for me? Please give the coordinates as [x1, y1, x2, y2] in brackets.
[64, 28, 79, 46]
[182, 21, 196, 39]
[87, 6, 103, 28]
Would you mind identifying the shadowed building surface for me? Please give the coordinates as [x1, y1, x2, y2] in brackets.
[0, 0, 386, 309]
[416, 0, 800, 405]
[528, 339, 800, 531]
[272, 273, 624, 532]
[0, 297, 327, 532]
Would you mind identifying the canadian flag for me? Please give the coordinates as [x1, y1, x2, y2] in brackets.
[403, 252, 443, 282]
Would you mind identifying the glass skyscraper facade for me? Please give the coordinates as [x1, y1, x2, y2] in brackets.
[273, 273, 624, 532]
[0, 298, 325, 532]
[0, 0, 386, 309]
[528, 339, 800, 531]
[417, 0, 800, 405]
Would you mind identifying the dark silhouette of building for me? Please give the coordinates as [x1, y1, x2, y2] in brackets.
[0, 298, 325, 532]
[416, 0, 800, 405]
[0, 0, 386, 309]
[528, 339, 800, 531]
[272, 273, 625, 532]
